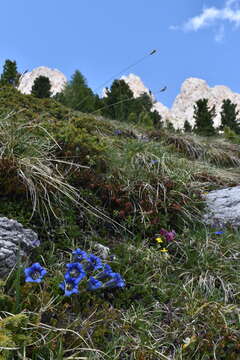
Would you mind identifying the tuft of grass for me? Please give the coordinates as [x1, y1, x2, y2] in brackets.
[150, 131, 240, 168]
[0, 112, 83, 222]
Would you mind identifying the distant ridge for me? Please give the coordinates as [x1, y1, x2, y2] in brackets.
[121, 74, 240, 129]
[18, 68, 240, 129]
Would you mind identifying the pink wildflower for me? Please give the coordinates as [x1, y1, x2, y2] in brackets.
[159, 229, 176, 242]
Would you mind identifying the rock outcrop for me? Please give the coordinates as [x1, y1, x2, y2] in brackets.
[121, 74, 171, 120]
[0, 217, 40, 278]
[121, 74, 240, 129]
[203, 187, 240, 228]
[18, 66, 67, 96]
[171, 78, 240, 129]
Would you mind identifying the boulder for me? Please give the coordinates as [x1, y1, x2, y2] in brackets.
[203, 186, 240, 228]
[0, 217, 40, 278]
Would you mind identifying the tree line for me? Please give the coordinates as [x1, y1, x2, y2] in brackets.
[1, 59, 240, 136]
[0, 59, 162, 129]
[184, 98, 240, 136]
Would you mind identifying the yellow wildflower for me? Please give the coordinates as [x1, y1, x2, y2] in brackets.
[155, 237, 163, 243]
[160, 248, 168, 253]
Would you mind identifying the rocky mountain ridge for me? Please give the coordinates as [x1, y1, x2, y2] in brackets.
[18, 67, 240, 129]
[121, 74, 240, 129]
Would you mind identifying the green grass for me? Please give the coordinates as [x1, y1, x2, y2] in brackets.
[1, 87, 240, 359]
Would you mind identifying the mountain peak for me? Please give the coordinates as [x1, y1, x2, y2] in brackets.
[18, 66, 67, 96]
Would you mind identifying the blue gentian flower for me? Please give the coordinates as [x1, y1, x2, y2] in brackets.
[24, 263, 47, 283]
[114, 129, 122, 136]
[214, 231, 224, 235]
[59, 278, 79, 296]
[104, 273, 125, 289]
[85, 254, 103, 272]
[72, 249, 88, 262]
[87, 276, 103, 291]
[150, 159, 159, 165]
[64, 262, 86, 284]
[95, 264, 114, 280]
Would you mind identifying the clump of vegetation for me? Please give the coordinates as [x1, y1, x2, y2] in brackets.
[193, 98, 216, 136]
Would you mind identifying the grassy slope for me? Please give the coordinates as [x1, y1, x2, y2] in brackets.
[0, 87, 240, 359]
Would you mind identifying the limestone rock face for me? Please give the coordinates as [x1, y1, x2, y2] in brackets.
[203, 186, 240, 228]
[121, 73, 171, 119]
[171, 78, 240, 129]
[121, 73, 152, 99]
[0, 217, 40, 278]
[120, 74, 240, 129]
[18, 66, 67, 96]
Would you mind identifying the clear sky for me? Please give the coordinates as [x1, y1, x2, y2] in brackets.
[1, 0, 240, 108]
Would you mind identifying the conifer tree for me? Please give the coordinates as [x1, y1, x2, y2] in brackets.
[151, 110, 163, 129]
[31, 76, 51, 98]
[184, 120, 192, 133]
[0, 59, 19, 86]
[193, 98, 216, 136]
[220, 99, 240, 134]
[57, 70, 95, 113]
[165, 119, 175, 132]
[103, 79, 134, 121]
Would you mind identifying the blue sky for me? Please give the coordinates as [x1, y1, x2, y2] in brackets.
[1, 0, 240, 107]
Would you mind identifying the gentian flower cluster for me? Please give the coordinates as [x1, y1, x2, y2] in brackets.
[24, 248, 125, 297]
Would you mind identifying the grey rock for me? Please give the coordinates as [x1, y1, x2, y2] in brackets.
[0, 217, 40, 278]
[203, 186, 240, 228]
[93, 242, 110, 260]
[18, 66, 67, 96]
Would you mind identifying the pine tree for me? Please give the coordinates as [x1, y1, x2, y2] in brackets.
[103, 79, 134, 121]
[31, 76, 51, 98]
[165, 119, 175, 132]
[151, 110, 163, 129]
[193, 99, 216, 136]
[57, 70, 96, 113]
[131, 92, 153, 116]
[184, 120, 192, 133]
[0, 59, 19, 86]
[220, 99, 240, 134]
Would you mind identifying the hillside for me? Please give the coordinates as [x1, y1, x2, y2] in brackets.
[0, 86, 240, 360]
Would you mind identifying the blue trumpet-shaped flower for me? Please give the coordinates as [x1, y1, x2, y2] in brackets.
[85, 254, 103, 272]
[214, 231, 224, 235]
[64, 262, 86, 284]
[87, 276, 103, 291]
[72, 249, 88, 262]
[104, 273, 125, 289]
[95, 264, 114, 280]
[59, 278, 79, 296]
[24, 263, 47, 283]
